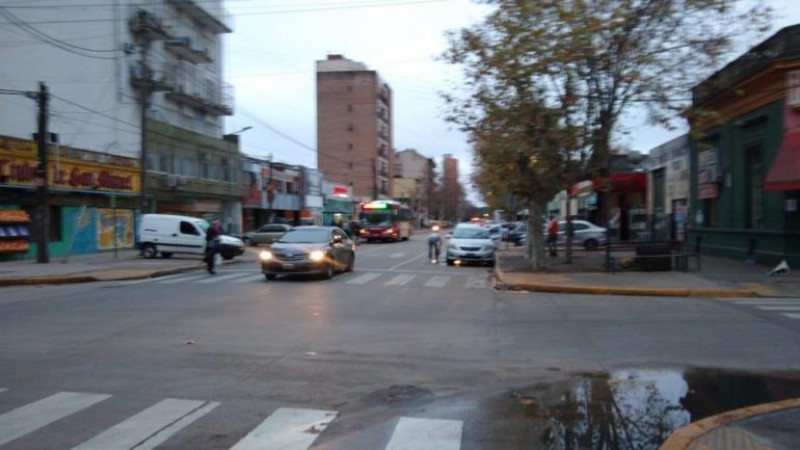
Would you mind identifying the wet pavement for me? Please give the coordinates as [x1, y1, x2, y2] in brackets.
[1, 244, 799, 449]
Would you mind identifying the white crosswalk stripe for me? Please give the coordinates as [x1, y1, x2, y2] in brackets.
[385, 417, 463, 450]
[424, 276, 450, 288]
[0, 388, 463, 449]
[71, 399, 219, 450]
[384, 274, 416, 286]
[230, 273, 267, 283]
[345, 272, 382, 284]
[0, 392, 111, 446]
[229, 407, 338, 450]
[731, 299, 800, 320]
[116, 271, 492, 290]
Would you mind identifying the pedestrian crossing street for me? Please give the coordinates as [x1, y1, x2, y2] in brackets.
[0, 388, 463, 449]
[727, 298, 800, 320]
[121, 270, 492, 289]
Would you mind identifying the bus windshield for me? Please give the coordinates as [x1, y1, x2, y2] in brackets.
[360, 213, 393, 227]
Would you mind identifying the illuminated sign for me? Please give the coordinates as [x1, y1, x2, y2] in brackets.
[332, 185, 349, 198]
[363, 201, 389, 210]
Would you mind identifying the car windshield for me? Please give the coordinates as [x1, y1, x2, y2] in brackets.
[277, 229, 329, 243]
[453, 228, 490, 239]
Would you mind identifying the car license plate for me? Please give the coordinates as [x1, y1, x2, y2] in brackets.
[465, 253, 476, 258]
[282, 263, 295, 269]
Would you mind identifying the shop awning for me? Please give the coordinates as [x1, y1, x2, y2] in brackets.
[592, 172, 647, 194]
[764, 131, 800, 191]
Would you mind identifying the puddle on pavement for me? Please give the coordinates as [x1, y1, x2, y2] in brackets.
[511, 368, 800, 450]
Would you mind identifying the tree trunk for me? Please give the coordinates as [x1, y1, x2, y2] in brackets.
[525, 199, 547, 271]
[565, 191, 573, 264]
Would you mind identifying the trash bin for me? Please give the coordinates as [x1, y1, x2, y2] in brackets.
[636, 243, 671, 271]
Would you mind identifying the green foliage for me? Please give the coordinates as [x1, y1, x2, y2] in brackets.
[443, 0, 771, 206]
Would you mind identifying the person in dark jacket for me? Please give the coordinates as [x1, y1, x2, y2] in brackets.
[205, 219, 223, 274]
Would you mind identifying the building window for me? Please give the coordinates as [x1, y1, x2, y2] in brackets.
[347, 104, 353, 112]
[347, 123, 354, 131]
[348, 143, 353, 150]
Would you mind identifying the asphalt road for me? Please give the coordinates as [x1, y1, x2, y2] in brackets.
[1, 234, 800, 449]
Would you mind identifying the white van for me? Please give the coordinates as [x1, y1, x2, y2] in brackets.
[137, 214, 244, 260]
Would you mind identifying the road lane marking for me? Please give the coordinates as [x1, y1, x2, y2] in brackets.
[424, 276, 450, 288]
[755, 306, 800, 311]
[732, 300, 800, 305]
[230, 407, 338, 450]
[782, 313, 800, 319]
[230, 274, 266, 283]
[196, 273, 250, 283]
[0, 392, 111, 446]
[388, 253, 405, 259]
[385, 417, 463, 450]
[71, 399, 218, 450]
[345, 273, 382, 284]
[385, 274, 416, 286]
[157, 274, 209, 284]
[387, 252, 428, 271]
[464, 276, 488, 289]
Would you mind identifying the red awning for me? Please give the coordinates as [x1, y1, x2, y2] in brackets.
[764, 131, 800, 191]
[592, 172, 647, 194]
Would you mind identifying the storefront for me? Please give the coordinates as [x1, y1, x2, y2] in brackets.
[0, 136, 139, 260]
[322, 181, 354, 226]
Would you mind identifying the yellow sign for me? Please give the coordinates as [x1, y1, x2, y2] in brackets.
[0, 149, 140, 193]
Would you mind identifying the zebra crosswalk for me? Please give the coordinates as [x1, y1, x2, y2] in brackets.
[121, 271, 491, 290]
[728, 298, 800, 320]
[0, 389, 463, 449]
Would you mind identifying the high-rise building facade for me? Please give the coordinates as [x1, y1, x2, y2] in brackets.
[316, 54, 393, 202]
[0, 0, 243, 261]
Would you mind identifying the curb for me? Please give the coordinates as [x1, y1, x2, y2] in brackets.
[659, 398, 800, 450]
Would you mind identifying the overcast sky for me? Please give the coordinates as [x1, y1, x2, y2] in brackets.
[223, 0, 800, 206]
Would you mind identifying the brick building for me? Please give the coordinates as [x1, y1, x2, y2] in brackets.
[316, 54, 393, 203]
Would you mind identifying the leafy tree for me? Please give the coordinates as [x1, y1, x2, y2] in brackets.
[442, 0, 770, 269]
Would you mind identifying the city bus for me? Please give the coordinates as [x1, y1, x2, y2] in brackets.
[357, 200, 414, 242]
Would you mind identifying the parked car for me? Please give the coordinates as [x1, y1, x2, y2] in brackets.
[138, 214, 245, 260]
[259, 226, 355, 280]
[556, 220, 608, 250]
[241, 223, 292, 246]
[446, 222, 496, 266]
[485, 223, 502, 247]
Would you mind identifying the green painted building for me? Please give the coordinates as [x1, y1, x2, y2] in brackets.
[690, 25, 800, 266]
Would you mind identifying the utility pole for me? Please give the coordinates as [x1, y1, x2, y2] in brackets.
[138, 40, 153, 215]
[35, 82, 50, 263]
[266, 154, 274, 223]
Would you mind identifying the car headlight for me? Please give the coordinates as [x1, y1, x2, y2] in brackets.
[309, 250, 325, 262]
[484, 245, 494, 251]
[259, 251, 272, 261]
[449, 244, 458, 251]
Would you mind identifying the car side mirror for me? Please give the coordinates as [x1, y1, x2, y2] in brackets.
[333, 235, 343, 244]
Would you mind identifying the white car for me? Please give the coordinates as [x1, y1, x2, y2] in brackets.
[446, 223, 496, 266]
[485, 224, 502, 247]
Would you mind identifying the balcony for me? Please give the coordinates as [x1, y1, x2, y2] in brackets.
[165, 0, 232, 34]
[129, 8, 172, 40]
[165, 37, 212, 64]
[128, 62, 172, 92]
[163, 67, 234, 116]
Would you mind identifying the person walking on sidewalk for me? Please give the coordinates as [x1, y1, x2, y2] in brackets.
[428, 225, 442, 263]
[204, 219, 223, 274]
[546, 215, 559, 257]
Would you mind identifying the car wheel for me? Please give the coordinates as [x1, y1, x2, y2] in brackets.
[488, 258, 496, 267]
[243, 237, 255, 246]
[142, 244, 157, 259]
[323, 263, 334, 279]
[264, 273, 277, 281]
[222, 254, 234, 261]
[345, 253, 354, 272]
[584, 239, 598, 251]
[446, 258, 455, 266]
[161, 252, 173, 258]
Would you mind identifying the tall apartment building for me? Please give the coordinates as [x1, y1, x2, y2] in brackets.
[0, 1, 243, 260]
[316, 54, 393, 202]
[441, 153, 462, 220]
[393, 149, 436, 224]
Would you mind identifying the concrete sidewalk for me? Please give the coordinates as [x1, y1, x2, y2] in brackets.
[0, 247, 260, 286]
[494, 245, 800, 298]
